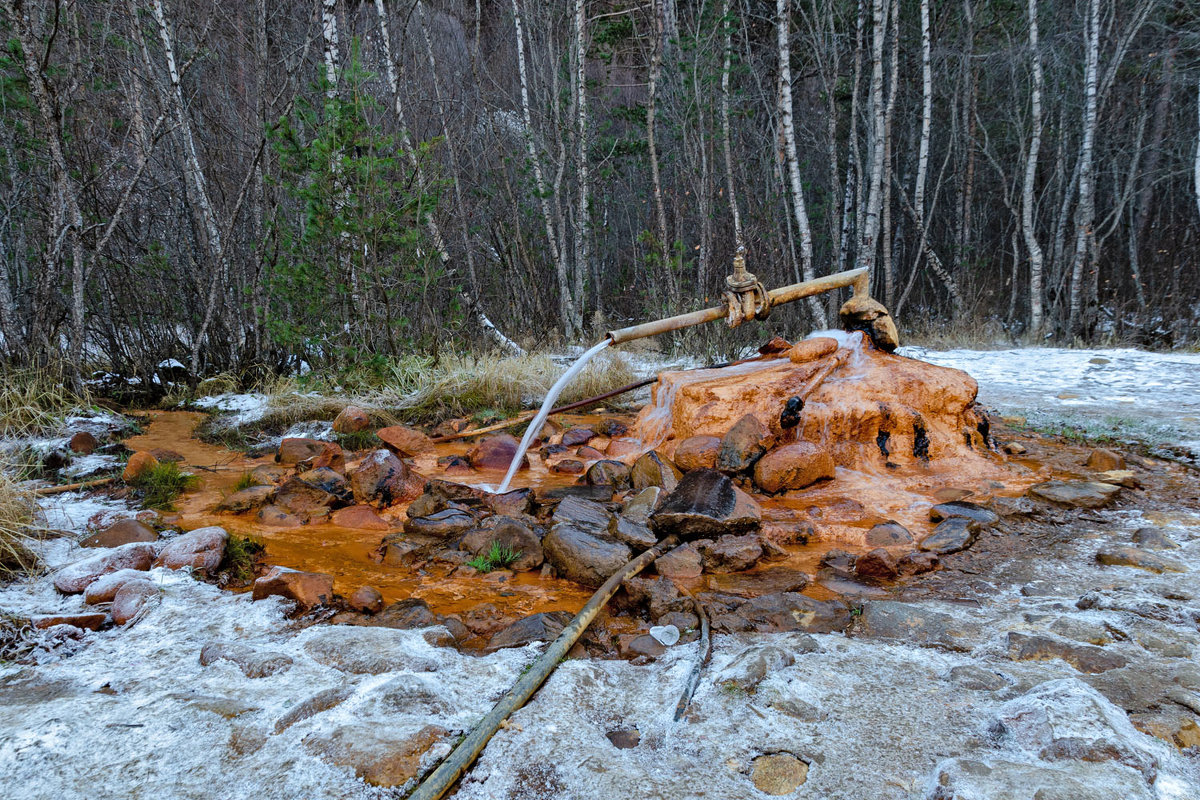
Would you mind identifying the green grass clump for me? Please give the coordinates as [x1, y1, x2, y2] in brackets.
[230, 471, 257, 493]
[132, 462, 200, 510]
[216, 535, 265, 585]
[465, 541, 522, 573]
[335, 430, 379, 452]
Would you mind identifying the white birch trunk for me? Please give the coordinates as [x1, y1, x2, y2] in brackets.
[856, 0, 887, 277]
[1022, 0, 1046, 338]
[720, 0, 743, 249]
[647, 0, 674, 305]
[573, 0, 593, 331]
[1068, 0, 1099, 338]
[911, 0, 932, 302]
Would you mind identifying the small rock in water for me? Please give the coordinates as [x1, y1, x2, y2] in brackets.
[330, 505, 390, 530]
[256, 505, 304, 528]
[466, 434, 525, 470]
[376, 424, 434, 456]
[111, 579, 158, 625]
[863, 521, 913, 546]
[53, 542, 156, 594]
[561, 427, 596, 447]
[80, 519, 158, 548]
[252, 566, 334, 609]
[650, 469, 761, 540]
[84, 569, 152, 604]
[696, 534, 764, 573]
[461, 516, 544, 571]
[551, 459, 585, 475]
[621, 486, 663, 522]
[576, 445, 605, 460]
[750, 753, 809, 795]
[275, 437, 327, 466]
[349, 449, 425, 508]
[1005, 632, 1127, 673]
[918, 517, 979, 554]
[630, 450, 682, 492]
[929, 500, 999, 526]
[716, 413, 773, 473]
[1086, 447, 1126, 472]
[332, 404, 371, 434]
[1029, 480, 1121, 509]
[654, 544, 703, 580]
[585, 459, 631, 489]
[853, 548, 899, 582]
[486, 611, 572, 652]
[674, 435, 721, 471]
[200, 641, 294, 678]
[216, 486, 276, 514]
[348, 586, 384, 614]
[1095, 546, 1185, 573]
[716, 644, 796, 691]
[31, 613, 108, 631]
[1130, 527, 1179, 550]
[606, 728, 640, 749]
[69, 430, 99, 454]
[705, 567, 808, 598]
[273, 477, 338, 517]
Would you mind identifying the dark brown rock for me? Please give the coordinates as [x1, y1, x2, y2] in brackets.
[727, 592, 850, 634]
[330, 505, 391, 530]
[705, 567, 809, 598]
[1086, 448, 1126, 472]
[216, 485, 277, 514]
[466, 434, 525, 471]
[654, 544, 703, 579]
[274, 476, 338, 516]
[376, 425, 434, 456]
[348, 586, 384, 614]
[350, 449, 425, 508]
[251, 566, 335, 609]
[674, 435, 721, 472]
[585, 459, 631, 489]
[332, 405, 371, 434]
[69, 431, 98, 454]
[716, 414, 773, 473]
[630, 450, 682, 493]
[696, 534, 763, 573]
[606, 728, 641, 749]
[31, 613, 108, 631]
[80, 518, 158, 548]
[561, 427, 596, 447]
[551, 459, 585, 475]
[929, 501, 999, 526]
[404, 508, 476, 539]
[863, 521, 913, 547]
[460, 517, 543, 571]
[485, 611, 572, 651]
[276, 438, 328, 466]
[650, 469, 761, 540]
[854, 548, 899, 582]
[753, 443, 835, 493]
[919, 517, 979, 554]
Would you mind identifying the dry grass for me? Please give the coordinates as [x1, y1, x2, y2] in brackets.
[0, 473, 44, 580]
[0, 365, 91, 437]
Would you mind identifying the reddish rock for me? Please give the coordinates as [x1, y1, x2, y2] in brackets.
[576, 445, 605, 461]
[69, 431, 98, 454]
[585, 460, 631, 489]
[376, 425, 434, 456]
[333, 405, 371, 434]
[84, 569, 151, 604]
[349, 449, 425, 508]
[252, 566, 335, 609]
[561, 427, 596, 447]
[256, 505, 304, 528]
[331, 505, 391, 530]
[53, 543, 156, 594]
[274, 476, 337, 516]
[349, 586, 385, 614]
[216, 485, 276, 514]
[466, 434, 525, 471]
[484, 488, 533, 517]
[716, 414, 773, 473]
[155, 526, 228, 572]
[111, 579, 158, 625]
[551, 459, 585, 475]
[674, 435, 720, 471]
[32, 613, 108, 631]
[753, 443, 835, 493]
[431, 418, 470, 437]
[788, 337, 839, 364]
[122, 451, 159, 483]
[1086, 448, 1126, 472]
[276, 438, 328, 466]
[863, 521, 913, 547]
[80, 518, 158, 548]
[310, 442, 346, 473]
[854, 548, 900, 582]
[897, 550, 939, 576]
[758, 335, 794, 356]
[606, 438, 644, 459]
[150, 448, 184, 463]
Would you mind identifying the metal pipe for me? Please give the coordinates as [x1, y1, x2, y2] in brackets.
[606, 267, 868, 345]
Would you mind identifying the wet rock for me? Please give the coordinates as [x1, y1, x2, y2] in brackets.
[461, 516, 543, 571]
[332, 405, 371, 434]
[715, 644, 798, 692]
[606, 728, 640, 749]
[650, 469, 761, 540]
[630, 450, 682, 492]
[577, 444, 606, 462]
[654, 544, 703, 580]
[249, 464, 287, 486]
[551, 459, 585, 475]
[486, 611, 572, 652]
[992, 678, 1163, 781]
[348, 586, 384, 614]
[304, 627, 439, 673]
[1095, 546, 1185, 573]
[53, 542, 156, 594]
[83, 569, 151, 604]
[621, 486, 663, 523]
[561, 427, 596, 447]
[948, 664, 1012, 691]
[441, 456, 474, 476]
[376, 425, 434, 456]
[751, 753, 809, 795]
[69, 430, 99, 454]
[620, 633, 666, 659]
[275, 685, 354, 733]
[624, 576, 690, 619]
[674, 435, 721, 472]
[853, 548, 899, 582]
[431, 418, 470, 438]
[484, 488, 533, 517]
[1006, 632, 1128, 673]
[466, 434, 525, 471]
[543, 518, 631, 588]
[716, 414, 773, 473]
[705, 567, 809, 598]
[534, 484, 614, 504]
[1131, 527, 1179, 550]
[1086, 447, 1126, 472]
[585, 459, 631, 489]
[362, 598, 438, 630]
[856, 601, 979, 651]
[304, 723, 448, 787]
[990, 495, 1035, 517]
[296, 467, 348, 496]
[276, 437, 328, 467]
[696, 534, 763, 573]
[896, 550, 940, 576]
[150, 448, 184, 463]
[929, 500, 999, 526]
[613, 517, 657, 550]
[156, 526, 228, 572]
[122, 451, 158, 483]
[788, 337, 838, 364]
[216, 485, 276, 514]
[863, 521, 913, 546]
[330, 505, 391, 530]
[753, 443, 835, 493]
[110, 579, 158, 625]
[80, 518, 158, 548]
[919, 517, 979, 554]
[819, 548, 856, 573]
[1029, 480, 1121, 508]
[199, 641, 293, 678]
[274, 476, 337, 516]
[31, 612, 108, 631]
[252, 566, 334, 609]
[256, 505, 304, 528]
[404, 508, 476, 539]
[350, 449, 424, 508]
[380, 536, 423, 566]
[726, 592, 850, 634]
[838, 294, 898, 351]
[926, 757, 1153, 800]
[309, 442, 346, 473]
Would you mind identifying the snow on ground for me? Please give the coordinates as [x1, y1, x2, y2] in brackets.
[190, 392, 271, 428]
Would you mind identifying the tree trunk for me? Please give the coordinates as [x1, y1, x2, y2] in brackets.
[1022, 0, 1047, 338]
[855, 0, 887, 279]
[573, 0, 594, 332]
[719, 0, 743, 250]
[1069, 0, 1100, 339]
[911, 0, 933, 310]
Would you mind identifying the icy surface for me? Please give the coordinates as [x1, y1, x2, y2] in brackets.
[190, 392, 270, 427]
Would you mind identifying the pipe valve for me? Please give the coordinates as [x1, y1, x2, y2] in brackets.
[723, 247, 771, 327]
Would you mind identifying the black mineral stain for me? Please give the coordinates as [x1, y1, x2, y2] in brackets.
[780, 396, 804, 430]
[913, 421, 930, 461]
[977, 416, 992, 449]
[876, 429, 891, 458]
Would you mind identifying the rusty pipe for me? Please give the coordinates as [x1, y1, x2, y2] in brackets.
[606, 267, 869, 346]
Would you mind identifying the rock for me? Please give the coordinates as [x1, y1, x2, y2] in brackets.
[461, 516, 544, 571]
[584, 459, 630, 489]
[199, 641, 293, 678]
[650, 469, 761, 540]
[275, 686, 354, 732]
[990, 495, 1035, 517]
[788, 337, 839, 364]
[838, 294, 899, 351]
[929, 500, 999, 526]
[752, 443, 835, 493]
[330, 505, 391, 530]
[466, 434, 524, 471]
[926, 757, 1154, 800]
[1131, 527, 1179, 550]
[380, 537, 422, 566]
[620, 633, 666, 659]
[350, 449, 424, 508]
[376, 425, 434, 456]
[1095, 546, 1185, 573]
[863, 521, 913, 546]
[111, 579, 158, 625]
[216, 486, 276, 514]
[69, 431, 98, 454]
[1029, 480, 1121, 508]
[122, 451, 158, 483]
[150, 448, 184, 463]
[31, 612, 108, 631]
[621, 487, 663, 523]
[606, 728, 640, 749]
[630, 450, 682, 492]
[919, 517, 979, 554]
[309, 442, 346, 473]
[404, 508, 477, 539]
[1002, 440, 1027, 455]
[485, 611, 572, 652]
[534, 484, 614, 504]
[948, 665, 1012, 691]
[249, 464, 287, 485]
[361, 598, 438, 630]
[674, 435, 721, 471]
[896, 550, 940, 576]
[348, 586, 384, 614]
[80, 518, 158, 548]
[543, 520, 631, 588]
[853, 548, 899, 582]
[304, 724, 448, 787]
[251, 566, 335, 609]
[155, 526, 228, 572]
[613, 517, 657, 550]
[551, 459, 584, 475]
[432, 418, 470, 437]
[83, 569, 151, 604]
[857, 602, 979, 650]
[1006, 633, 1128, 673]
[1086, 448, 1126, 471]
[484, 488, 533, 517]
[256, 505, 304, 528]
[276, 437, 328, 466]
[751, 754, 809, 795]
[296, 467, 348, 496]
[727, 592, 850, 634]
[654, 544, 703, 580]
[1099, 469, 1141, 489]
[561, 427, 596, 447]
[716, 413, 773, 473]
[716, 644, 797, 692]
[705, 567, 808, 597]
[274, 476, 337, 516]
[696, 534, 763, 573]
[53, 542, 156, 594]
[332, 405, 371, 434]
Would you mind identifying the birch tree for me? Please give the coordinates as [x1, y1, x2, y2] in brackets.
[1021, 0, 1046, 338]
[1068, 0, 1100, 338]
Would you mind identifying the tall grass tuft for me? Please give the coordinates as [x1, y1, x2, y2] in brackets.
[132, 462, 199, 510]
[0, 365, 92, 437]
[0, 474, 44, 580]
